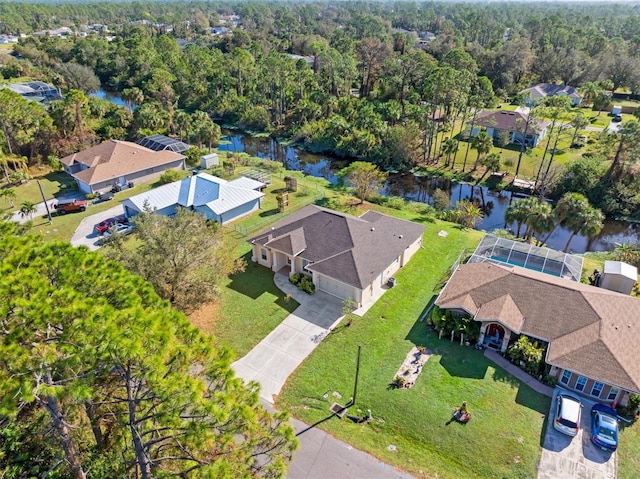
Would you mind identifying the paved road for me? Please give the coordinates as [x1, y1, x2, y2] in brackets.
[259, 402, 415, 479]
[70, 204, 126, 251]
[537, 388, 616, 479]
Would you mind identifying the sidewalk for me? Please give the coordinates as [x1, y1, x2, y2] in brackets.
[484, 348, 554, 397]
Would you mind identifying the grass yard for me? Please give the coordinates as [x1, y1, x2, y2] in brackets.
[204, 247, 300, 358]
[276, 222, 551, 479]
[619, 421, 640, 479]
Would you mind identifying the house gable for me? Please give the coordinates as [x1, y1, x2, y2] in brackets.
[250, 205, 425, 289]
[436, 262, 640, 393]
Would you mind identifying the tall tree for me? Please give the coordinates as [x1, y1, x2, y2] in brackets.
[106, 208, 244, 312]
[0, 225, 298, 478]
[338, 161, 388, 203]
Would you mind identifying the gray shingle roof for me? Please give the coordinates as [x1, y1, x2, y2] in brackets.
[249, 205, 425, 288]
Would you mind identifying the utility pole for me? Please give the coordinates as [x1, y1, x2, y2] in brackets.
[37, 180, 52, 223]
[347, 345, 361, 408]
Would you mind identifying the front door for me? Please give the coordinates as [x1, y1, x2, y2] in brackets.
[486, 323, 505, 348]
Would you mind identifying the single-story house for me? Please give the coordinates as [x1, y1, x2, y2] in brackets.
[520, 83, 582, 106]
[121, 172, 265, 224]
[60, 140, 186, 194]
[471, 110, 550, 147]
[249, 205, 426, 306]
[435, 261, 640, 406]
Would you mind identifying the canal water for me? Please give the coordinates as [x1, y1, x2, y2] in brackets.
[219, 131, 640, 254]
[89, 86, 640, 254]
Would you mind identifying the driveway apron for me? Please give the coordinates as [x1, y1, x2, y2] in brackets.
[70, 204, 127, 250]
[233, 274, 344, 404]
[537, 388, 617, 479]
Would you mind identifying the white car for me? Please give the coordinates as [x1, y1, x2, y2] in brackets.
[100, 223, 134, 243]
[553, 394, 582, 436]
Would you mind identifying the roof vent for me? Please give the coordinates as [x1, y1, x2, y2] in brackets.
[371, 227, 375, 232]
[399, 235, 403, 239]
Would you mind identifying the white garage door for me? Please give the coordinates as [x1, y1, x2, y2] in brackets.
[317, 275, 355, 300]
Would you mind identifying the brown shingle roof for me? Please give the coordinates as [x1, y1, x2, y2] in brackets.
[436, 262, 640, 392]
[475, 110, 549, 135]
[60, 140, 185, 186]
[249, 205, 425, 288]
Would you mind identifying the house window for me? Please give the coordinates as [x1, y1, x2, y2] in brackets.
[261, 249, 267, 261]
[575, 376, 587, 392]
[607, 388, 619, 401]
[560, 370, 572, 385]
[286, 257, 292, 265]
[591, 382, 604, 398]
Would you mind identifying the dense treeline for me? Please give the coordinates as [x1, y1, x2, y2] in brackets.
[1, 1, 640, 218]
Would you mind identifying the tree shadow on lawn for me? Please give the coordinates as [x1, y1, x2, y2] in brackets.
[404, 318, 488, 380]
[42, 171, 77, 197]
[225, 252, 298, 311]
[492, 366, 551, 416]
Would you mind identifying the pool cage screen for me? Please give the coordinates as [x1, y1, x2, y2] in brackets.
[468, 234, 583, 282]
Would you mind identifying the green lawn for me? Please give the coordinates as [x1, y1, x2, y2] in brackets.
[276, 222, 551, 479]
[619, 420, 640, 479]
[209, 247, 300, 358]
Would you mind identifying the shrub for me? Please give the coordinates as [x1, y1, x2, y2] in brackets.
[85, 193, 98, 200]
[158, 169, 181, 185]
[507, 336, 545, 375]
[542, 374, 558, 387]
[289, 273, 315, 294]
[432, 188, 450, 212]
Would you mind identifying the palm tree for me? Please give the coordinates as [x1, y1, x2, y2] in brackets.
[453, 200, 483, 229]
[525, 201, 555, 243]
[19, 200, 36, 220]
[554, 192, 604, 252]
[570, 112, 589, 147]
[471, 131, 492, 171]
[504, 199, 532, 238]
[476, 152, 501, 184]
[580, 82, 602, 107]
[441, 138, 458, 168]
[0, 188, 16, 207]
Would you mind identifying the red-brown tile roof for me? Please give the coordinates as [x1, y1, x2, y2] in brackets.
[61, 140, 184, 186]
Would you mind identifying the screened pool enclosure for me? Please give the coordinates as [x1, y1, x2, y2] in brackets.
[467, 235, 583, 282]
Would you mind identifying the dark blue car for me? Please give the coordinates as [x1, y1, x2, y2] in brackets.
[591, 404, 619, 452]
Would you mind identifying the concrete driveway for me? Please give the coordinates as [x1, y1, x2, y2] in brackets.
[537, 388, 617, 479]
[70, 204, 126, 251]
[233, 276, 344, 403]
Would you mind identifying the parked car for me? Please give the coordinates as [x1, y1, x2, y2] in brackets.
[553, 394, 582, 436]
[591, 404, 619, 452]
[54, 198, 87, 215]
[103, 223, 134, 238]
[97, 191, 114, 202]
[95, 216, 129, 234]
[98, 223, 134, 245]
[612, 114, 623, 123]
